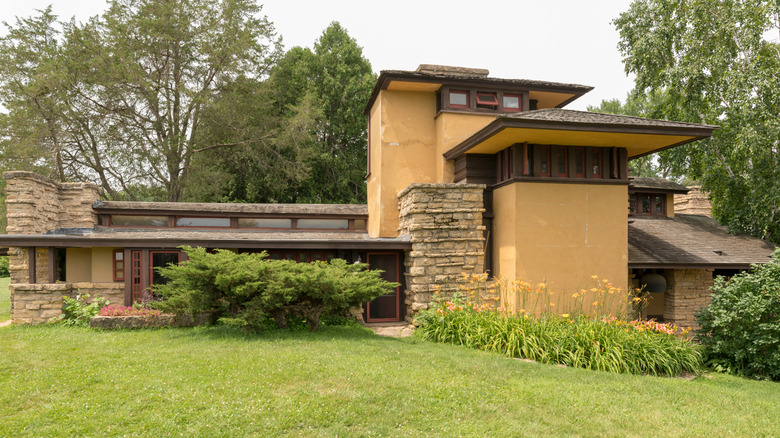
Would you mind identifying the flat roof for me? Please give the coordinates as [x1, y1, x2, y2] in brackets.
[0, 229, 410, 250]
[94, 201, 368, 217]
[444, 109, 718, 160]
[629, 177, 690, 194]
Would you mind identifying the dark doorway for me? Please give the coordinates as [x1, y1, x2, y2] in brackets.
[365, 252, 401, 322]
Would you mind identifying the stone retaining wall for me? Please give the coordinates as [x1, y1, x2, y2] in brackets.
[10, 282, 125, 324]
[663, 269, 714, 330]
[398, 183, 489, 323]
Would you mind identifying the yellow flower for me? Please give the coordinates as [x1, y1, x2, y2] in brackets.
[591, 275, 599, 280]
[549, 303, 555, 307]
[562, 313, 570, 318]
[592, 301, 600, 306]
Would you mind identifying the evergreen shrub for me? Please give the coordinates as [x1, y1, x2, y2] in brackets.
[154, 246, 397, 331]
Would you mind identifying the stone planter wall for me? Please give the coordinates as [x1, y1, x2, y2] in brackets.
[398, 183, 489, 323]
[10, 282, 124, 324]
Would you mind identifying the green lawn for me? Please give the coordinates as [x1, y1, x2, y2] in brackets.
[0, 277, 10, 322]
[0, 325, 778, 437]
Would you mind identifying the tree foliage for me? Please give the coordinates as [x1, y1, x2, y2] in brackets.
[0, 0, 282, 201]
[696, 250, 780, 381]
[191, 22, 375, 203]
[615, 0, 780, 242]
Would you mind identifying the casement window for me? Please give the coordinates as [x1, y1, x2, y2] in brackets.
[175, 217, 230, 227]
[112, 249, 124, 282]
[591, 148, 602, 178]
[237, 218, 292, 229]
[449, 90, 469, 108]
[111, 215, 168, 227]
[539, 145, 551, 177]
[496, 147, 514, 183]
[502, 94, 522, 112]
[476, 92, 498, 109]
[630, 193, 666, 216]
[555, 146, 568, 177]
[574, 147, 585, 178]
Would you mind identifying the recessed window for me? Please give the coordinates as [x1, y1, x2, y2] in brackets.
[540, 145, 550, 177]
[297, 219, 350, 229]
[354, 219, 367, 231]
[630, 193, 666, 216]
[574, 147, 585, 178]
[592, 148, 602, 178]
[237, 218, 292, 229]
[449, 90, 469, 108]
[111, 215, 168, 227]
[556, 147, 568, 177]
[176, 217, 230, 227]
[503, 94, 521, 112]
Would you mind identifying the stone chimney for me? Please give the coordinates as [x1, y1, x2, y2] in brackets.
[674, 186, 712, 217]
[416, 64, 489, 78]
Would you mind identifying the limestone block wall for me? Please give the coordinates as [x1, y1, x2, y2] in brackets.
[663, 269, 714, 330]
[58, 183, 101, 229]
[4, 171, 61, 234]
[398, 183, 487, 323]
[10, 282, 125, 324]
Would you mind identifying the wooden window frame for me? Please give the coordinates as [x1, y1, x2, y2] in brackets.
[555, 146, 568, 177]
[590, 148, 603, 179]
[574, 147, 585, 178]
[448, 90, 469, 108]
[630, 192, 666, 216]
[476, 91, 499, 107]
[539, 145, 551, 177]
[502, 94, 522, 112]
[112, 249, 125, 282]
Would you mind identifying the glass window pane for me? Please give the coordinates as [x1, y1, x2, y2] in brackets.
[237, 218, 292, 228]
[354, 219, 367, 230]
[115, 251, 123, 261]
[654, 195, 664, 214]
[592, 149, 601, 175]
[297, 219, 349, 229]
[112, 215, 168, 227]
[176, 217, 230, 227]
[449, 91, 467, 106]
[629, 197, 637, 213]
[558, 148, 567, 175]
[476, 93, 498, 104]
[641, 195, 650, 213]
[503, 95, 520, 109]
[575, 148, 584, 175]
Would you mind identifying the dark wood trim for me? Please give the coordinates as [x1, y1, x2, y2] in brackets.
[492, 176, 630, 190]
[619, 148, 628, 179]
[48, 247, 55, 284]
[0, 236, 412, 250]
[123, 248, 132, 306]
[365, 251, 401, 323]
[628, 263, 753, 270]
[28, 247, 36, 284]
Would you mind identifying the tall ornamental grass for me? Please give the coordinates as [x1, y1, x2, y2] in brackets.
[417, 276, 701, 377]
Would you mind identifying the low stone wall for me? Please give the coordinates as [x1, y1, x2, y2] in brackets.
[10, 282, 125, 324]
[398, 183, 488, 323]
[663, 269, 714, 330]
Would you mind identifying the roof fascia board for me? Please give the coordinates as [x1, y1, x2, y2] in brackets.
[444, 118, 716, 160]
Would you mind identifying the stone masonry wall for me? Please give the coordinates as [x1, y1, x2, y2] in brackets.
[398, 183, 487, 323]
[663, 269, 714, 330]
[10, 282, 124, 324]
[4, 172, 61, 234]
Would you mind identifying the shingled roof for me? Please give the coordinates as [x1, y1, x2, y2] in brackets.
[629, 177, 690, 194]
[501, 109, 719, 131]
[628, 214, 775, 269]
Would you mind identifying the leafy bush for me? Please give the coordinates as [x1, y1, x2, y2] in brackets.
[416, 293, 701, 376]
[55, 294, 110, 326]
[696, 250, 780, 381]
[154, 247, 397, 331]
[0, 256, 9, 278]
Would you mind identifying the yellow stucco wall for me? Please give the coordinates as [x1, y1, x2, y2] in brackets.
[366, 89, 497, 237]
[492, 181, 629, 301]
[434, 112, 495, 182]
[66, 248, 92, 282]
[91, 248, 119, 283]
[368, 90, 437, 237]
[666, 193, 675, 218]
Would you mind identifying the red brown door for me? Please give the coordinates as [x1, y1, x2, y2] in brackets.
[365, 252, 401, 322]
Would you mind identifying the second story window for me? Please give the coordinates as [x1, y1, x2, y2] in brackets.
[630, 193, 666, 216]
[503, 94, 522, 112]
[449, 90, 469, 108]
[476, 92, 498, 110]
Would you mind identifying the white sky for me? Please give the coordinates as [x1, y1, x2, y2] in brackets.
[1, 0, 637, 110]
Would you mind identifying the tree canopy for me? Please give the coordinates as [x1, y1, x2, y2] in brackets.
[614, 0, 780, 243]
[0, 0, 282, 201]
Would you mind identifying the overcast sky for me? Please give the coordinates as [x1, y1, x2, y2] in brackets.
[2, 0, 637, 110]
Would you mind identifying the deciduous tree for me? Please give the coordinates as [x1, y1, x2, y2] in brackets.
[615, 0, 780, 242]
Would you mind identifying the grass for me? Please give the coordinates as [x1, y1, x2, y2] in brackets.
[0, 277, 10, 322]
[0, 325, 779, 437]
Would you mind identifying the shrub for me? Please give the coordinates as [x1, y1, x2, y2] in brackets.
[154, 247, 398, 331]
[416, 291, 700, 377]
[0, 256, 9, 277]
[54, 294, 110, 326]
[696, 250, 780, 381]
[100, 305, 162, 317]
